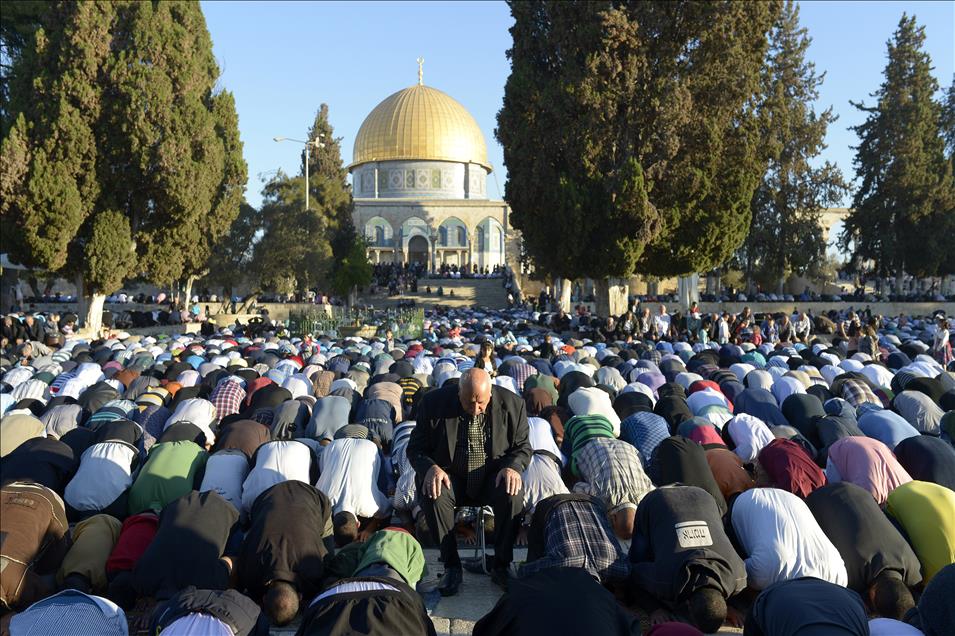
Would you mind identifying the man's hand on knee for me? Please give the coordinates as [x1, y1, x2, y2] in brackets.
[496, 467, 522, 496]
[424, 465, 451, 499]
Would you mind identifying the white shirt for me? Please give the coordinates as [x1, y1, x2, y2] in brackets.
[732, 488, 847, 590]
[727, 414, 775, 463]
[522, 454, 569, 515]
[567, 387, 621, 437]
[653, 313, 671, 336]
[161, 613, 232, 636]
[165, 398, 218, 445]
[316, 438, 391, 518]
[64, 442, 137, 512]
[199, 449, 250, 512]
[241, 441, 313, 513]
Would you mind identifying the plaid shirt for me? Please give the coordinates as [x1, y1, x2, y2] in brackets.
[572, 437, 655, 510]
[839, 379, 879, 409]
[506, 362, 536, 392]
[211, 380, 246, 419]
[520, 499, 630, 583]
[620, 412, 670, 468]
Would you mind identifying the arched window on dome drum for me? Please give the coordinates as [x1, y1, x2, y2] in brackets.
[375, 226, 385, 246]
[439, 226, 448, 247]
[476, 227, 485, 252]
[456, 227, 466, 247]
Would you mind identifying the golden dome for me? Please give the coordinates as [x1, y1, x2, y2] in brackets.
[351, 84, 491, 172]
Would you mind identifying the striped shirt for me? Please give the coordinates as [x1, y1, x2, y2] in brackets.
[564, 415, 616, 477]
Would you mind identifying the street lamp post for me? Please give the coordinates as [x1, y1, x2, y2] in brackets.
[273, 135, 326, 211]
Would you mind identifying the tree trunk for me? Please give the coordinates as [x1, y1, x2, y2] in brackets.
[75, 274, 106, 336]
[895, 269, 905, 296]
[677, 274, 700, 309]
[0, 268, 20, 314]
[557, 278, 572, 312]
[595, 278, 629, 318]
[183, 275, 197, 307]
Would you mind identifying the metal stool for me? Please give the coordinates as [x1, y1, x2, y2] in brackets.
[473, 507, 491, 573]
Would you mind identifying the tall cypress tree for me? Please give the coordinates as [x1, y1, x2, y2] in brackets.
[1, 1, 246, 332]
[737, 0, 848, 293]
[840, 14, 953, 282]
[497, 1, 778, 313]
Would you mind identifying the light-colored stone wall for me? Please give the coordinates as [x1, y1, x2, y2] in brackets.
[354, 198, 510, 268]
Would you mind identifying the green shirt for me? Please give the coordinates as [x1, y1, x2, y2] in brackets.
[127, 441, 207, 516]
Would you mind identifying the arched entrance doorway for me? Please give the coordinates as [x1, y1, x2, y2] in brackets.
[407, 235, 429, 267]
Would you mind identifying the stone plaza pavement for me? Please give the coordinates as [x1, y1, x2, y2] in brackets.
[270, 546, 744, 636]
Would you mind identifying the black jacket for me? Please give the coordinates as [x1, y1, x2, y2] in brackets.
[806, 482, 922, 592]
[237, 481, 330, 600]
[629, 485, 746, 605]
[134, 490, 238, 600]
[296, 577, 436, 636]
[407, 384, 531, 479]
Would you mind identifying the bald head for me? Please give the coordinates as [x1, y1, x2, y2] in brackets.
[459, 368, 492, 416]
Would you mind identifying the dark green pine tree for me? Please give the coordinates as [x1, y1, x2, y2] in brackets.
[737, 0, 848, 293]
[497, 1, 778, 313]
[251, 104, 355, 298]
[1, 1, 247, 332]
[840, 14, 953, 283]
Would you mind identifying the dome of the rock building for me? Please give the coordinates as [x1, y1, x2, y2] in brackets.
[351, 84, 491, 171]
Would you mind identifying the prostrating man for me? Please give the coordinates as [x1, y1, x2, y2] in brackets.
[806, 482, 921, 619]
[519, 494, 630, 586]
[295, 529, 434, 636]
[407, 368, 531, 595]
[126, 439, 208, 516]
[474, 567, 642, 636]
[744, 577, 868, 636]
[57, 513, 122, 595]
[63, 419, 142, 520]
[236, 481, 331, 627]
[148, 587, 268, 636]
[563, 414, 655, 539]
[629, 485, 747, 633]
[904, 563, 955, 636]
[0, 481, 70, 611]
[133, 490, 238, 600]
[315, 430, 392, 542]
[731, 487, 847, 590]
[886, 480, 955, 583]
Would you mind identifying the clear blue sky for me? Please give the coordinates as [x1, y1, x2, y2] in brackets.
[201, 1, 954, 211]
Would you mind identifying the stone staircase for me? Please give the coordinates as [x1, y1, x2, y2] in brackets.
[361, 277, 510, 309]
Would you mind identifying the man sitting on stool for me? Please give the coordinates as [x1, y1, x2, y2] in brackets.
[407, 368, 531, 596]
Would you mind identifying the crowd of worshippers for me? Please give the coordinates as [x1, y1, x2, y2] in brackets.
[0, 307, 954, 635]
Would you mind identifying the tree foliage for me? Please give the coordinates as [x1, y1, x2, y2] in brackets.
[736, 0, 848, 290]
[252, 104, 356, 296]
[252, 171, 333, 295]
[204, 201, 262, 297]
[497, 0, 778, 282]
[0, 1, 45, 135]
[1, 1, 246, 306]
[331, 231, 373, 299]
[840, 14, 954, 278]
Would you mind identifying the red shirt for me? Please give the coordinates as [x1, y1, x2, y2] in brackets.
[105, 513, 159, 574]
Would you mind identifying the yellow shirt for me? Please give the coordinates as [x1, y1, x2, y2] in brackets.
[886, 480, 955, 583]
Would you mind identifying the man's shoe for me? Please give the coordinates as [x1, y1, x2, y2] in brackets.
[490, 567, 510, 592]
[437, 567, 463, 597]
